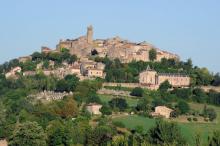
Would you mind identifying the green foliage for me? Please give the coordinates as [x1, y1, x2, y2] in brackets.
[100, 105, 112, 115]
[203, 105, 217, 121]
[109, 98, 128, 111]
[21, 60, 37, 71]
[192, 88, 208, 103]
[9, 121, 47, 146]
[56, 74, 79, 92]
[148, 120, 186, 146]
[86, 125, 114, 146]
[49, 97, 79, 118]
[46, 119, 77, 146]
[208, 130, 220, 146]
[177, 101, 190, 114]
[159, 80, 172, 92]
[149, 49, 157, 61]
[136, 97, 150, 112]
[130, 87, 144, 97]
[212, 73, 220, 86]
[171, 88, 192, 100]
[112, 121, 125, 128]
[207, 91, 220, 106]
[86, 94, 102, 104]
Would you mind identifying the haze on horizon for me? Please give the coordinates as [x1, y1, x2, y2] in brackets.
[0, 0, 219, 73]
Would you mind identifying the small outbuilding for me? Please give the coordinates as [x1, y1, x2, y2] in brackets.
[151, 106, 174, 118]
[86, 103, 102, 115]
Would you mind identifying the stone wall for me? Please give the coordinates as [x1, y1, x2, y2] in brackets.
[102, 82, 158, 90]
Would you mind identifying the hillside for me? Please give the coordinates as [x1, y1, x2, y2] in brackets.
[0, 29, 220, 146]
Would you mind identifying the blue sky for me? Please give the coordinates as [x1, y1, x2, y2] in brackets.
[0, 0, 219, 73]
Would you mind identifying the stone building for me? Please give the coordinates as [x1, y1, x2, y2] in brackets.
[5, 66, 22, 79]
[0, 139, 7, 146]
[151, 106, 174, 118]
[86, 103, 102, 115]
[56, 26, 179, 63]
[18, 56, 32, 63]
[139, 66, 190, 88]
[80, 60, 105, 78]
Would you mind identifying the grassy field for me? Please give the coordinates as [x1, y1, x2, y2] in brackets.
[113, 103, 220, 146]
[99, 94, 139, 107]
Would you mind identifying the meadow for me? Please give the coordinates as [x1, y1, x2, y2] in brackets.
[112, 102, 220, 146]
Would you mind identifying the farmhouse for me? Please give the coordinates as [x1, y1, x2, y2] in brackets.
[86, 103, 102, 115]
[151, 106, 174, 118]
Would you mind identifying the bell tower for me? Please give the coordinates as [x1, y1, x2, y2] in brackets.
[87, 25, 93, 44]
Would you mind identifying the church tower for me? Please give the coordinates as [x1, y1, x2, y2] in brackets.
[87, 25, 93, 44]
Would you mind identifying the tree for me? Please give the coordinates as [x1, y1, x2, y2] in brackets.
[212, 73, 220, 86]
[171, 88, 192, 100]
[86, 126, 113, 146]
[56, 79, 69, 92]
[64, 74, 79, 92]
[148, 120, 186, 146]
[100, 105, 112, 115]
[86, 94, 102, 104]
[31, 52, 42, 61]
[9, 121, 47, 146]
[130, 87, 144, 97]
[46, 120, 72, 146]
[203, 106, 217, 121]
[208, 131, 220, 146]
[149, 49, 157, 61]
[109, 98, 128, 111]
[52, 98, 79, 118]
[112, 135, 128, 146]
[136, 97, 150, 112]
[159, 80, 172, 92]
[177, 101, 190, 114]
[192, 88, 208, 103]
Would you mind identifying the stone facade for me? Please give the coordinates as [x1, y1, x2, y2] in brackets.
[56, 26, 179, 63]
[139, 67, 190, 88]
[0, 139, 7, 146]
[151, 106, 174, 118]
[18, 56, 32, 63]
[28, 91, 71, 101]
[5, 66, 22, 79]
[86, 103, 102, 115]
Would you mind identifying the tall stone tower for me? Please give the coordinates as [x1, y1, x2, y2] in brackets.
[87, 25, 93, 44]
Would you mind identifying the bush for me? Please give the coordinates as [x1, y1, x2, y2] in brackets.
[112, 121, 125, 128]
[130, 87, 144, 97]
[109, 98, 128, 111]
[100, 105, 112, 115]
[187, 117, 192, 122]
[177, 101, 190, 114]
[193, 117, 198, 121]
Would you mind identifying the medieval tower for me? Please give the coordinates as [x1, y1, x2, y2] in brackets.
[87, 25, 93, 44]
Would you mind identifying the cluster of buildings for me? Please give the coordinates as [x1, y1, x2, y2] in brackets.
[5, 58, 106, 80]
[139, 66, 190, 89]
[56, 25, 180, 63]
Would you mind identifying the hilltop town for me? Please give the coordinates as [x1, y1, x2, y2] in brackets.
[5, 26, 190, 90]
[1, 26, 220, 146]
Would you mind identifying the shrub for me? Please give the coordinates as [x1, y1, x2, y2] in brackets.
[177, 101, 190, 114]
[193, 117, 198, 121]
[112, 121, 125, 128]
[130, 87, 144, 97]
[187, 117, 192, 122]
